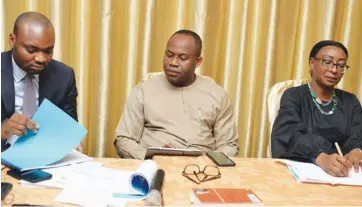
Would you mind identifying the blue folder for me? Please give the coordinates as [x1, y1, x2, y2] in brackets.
[1, 99, 87, 171]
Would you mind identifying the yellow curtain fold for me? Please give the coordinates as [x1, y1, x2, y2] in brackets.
[2, 0, 362, 158]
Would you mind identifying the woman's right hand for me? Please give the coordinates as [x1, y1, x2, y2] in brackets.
[315, 153, 349, 177]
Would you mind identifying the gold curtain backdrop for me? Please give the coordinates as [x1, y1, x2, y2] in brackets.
[2, 0, 362, 158]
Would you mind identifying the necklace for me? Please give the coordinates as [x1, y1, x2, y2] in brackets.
[307, 83, 337, 115]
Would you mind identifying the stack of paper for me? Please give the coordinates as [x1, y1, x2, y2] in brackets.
[54, 160, 160, 206]
[19, 160, 131, 206]
[279, 159, 362, 186]
[19, 157, 100, 189]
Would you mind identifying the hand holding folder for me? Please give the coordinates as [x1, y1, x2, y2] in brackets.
[1, 99, 87, 171]
[1, 113, 39, 139]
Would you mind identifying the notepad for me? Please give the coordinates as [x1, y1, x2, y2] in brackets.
[1, 99, 87, 171]
[279, 159, 362, 186]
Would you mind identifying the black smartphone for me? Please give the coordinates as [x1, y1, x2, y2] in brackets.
[1, 182, 13, 200]
[7, 169, 52, 183]
[206, 151, 236, 167]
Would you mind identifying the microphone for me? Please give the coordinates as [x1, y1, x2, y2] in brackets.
[145, 169, 165, 206]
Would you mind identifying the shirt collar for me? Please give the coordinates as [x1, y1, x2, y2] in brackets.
[165, 73, 201, 90]
[12, 55, 39, 83]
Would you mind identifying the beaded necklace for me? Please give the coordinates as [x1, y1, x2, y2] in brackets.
[307, 83, 337, 115]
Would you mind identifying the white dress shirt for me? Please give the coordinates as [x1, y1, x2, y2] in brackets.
[7, 56, 39, 145]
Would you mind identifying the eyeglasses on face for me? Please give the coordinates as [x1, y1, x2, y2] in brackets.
[313, 58, 349, 73]
[182, 164, 221, 184]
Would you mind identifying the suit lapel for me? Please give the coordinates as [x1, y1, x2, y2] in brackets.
[1, 51, 15, 116]
[39, 66, 51, 105]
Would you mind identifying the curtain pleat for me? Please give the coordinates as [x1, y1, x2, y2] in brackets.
[2, 0, 362, 157]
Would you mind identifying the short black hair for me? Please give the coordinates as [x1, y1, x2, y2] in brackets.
[13, 12, 53, 35]
[309, 40, 348, 60]
[170, 29, 202, 57]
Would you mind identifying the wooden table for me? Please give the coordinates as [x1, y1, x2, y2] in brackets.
[1, 158, 143, 206]
[154, 156, 362, 206]
[2, 156, 362, 206]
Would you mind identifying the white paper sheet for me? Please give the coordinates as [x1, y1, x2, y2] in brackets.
[21, 150, 93, 171]
[19, 161, 103, 188]
[279, 159, 362, 186]
[55, 186, 128, 207]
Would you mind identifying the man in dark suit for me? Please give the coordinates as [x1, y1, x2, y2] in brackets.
[1, 12, 79, 151]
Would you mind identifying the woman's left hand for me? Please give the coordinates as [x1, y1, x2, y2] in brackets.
[344, 149, 362, 172]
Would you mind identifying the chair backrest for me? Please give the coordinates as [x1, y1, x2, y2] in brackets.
[142, 72, 215, 82]
[142, 72, 164, 81]
[266, 79, 309, 157]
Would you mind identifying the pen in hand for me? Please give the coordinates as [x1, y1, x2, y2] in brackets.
[335, 142, 343, 157]
[335, 142, 351, 175]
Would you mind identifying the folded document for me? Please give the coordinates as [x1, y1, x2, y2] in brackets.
[279, 159, 362, 186]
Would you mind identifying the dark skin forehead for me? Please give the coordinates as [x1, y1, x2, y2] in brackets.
[17, 22, 55, 48]
[166, 34, 198, 57]
[14, 12, 53, 35]
[14, 14, 55, 50]
[315, 46, 347, 61]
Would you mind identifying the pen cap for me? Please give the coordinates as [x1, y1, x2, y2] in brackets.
[151, 169, 165, 192]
